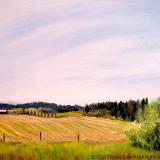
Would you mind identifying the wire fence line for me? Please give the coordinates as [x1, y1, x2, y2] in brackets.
[0, 132, 80, 143]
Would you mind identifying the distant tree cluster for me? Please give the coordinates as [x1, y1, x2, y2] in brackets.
[84, 98, 148, 121]
[24, 108, 56, 118]
[0, 102, 80, 113]
[58, 105, 80, 112]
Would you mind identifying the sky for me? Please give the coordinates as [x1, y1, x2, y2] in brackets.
[0, 0, 160, 105]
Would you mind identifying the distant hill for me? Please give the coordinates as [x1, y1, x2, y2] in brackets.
[0, 102, 80, 112]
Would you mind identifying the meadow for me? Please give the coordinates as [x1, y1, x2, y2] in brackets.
[0, 113, 159, 160]
[0, 141, 159, 160]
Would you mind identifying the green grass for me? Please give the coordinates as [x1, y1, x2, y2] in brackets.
[56, 111, 82, 118]
[0, 141, 159, 160]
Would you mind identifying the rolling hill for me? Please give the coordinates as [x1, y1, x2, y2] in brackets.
[0, 114, 136, 142]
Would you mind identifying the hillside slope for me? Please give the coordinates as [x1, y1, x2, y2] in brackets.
[0, 115, 136, 142]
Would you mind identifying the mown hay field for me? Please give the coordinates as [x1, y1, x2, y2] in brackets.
[0, 114, 136, 142]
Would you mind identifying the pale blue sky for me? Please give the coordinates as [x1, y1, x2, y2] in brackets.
[0, 0, 160, 105]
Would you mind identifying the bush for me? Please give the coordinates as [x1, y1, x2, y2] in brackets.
[153, 122, 160, 150]
[126, 99, 160, 150]
[127, 122, 160, 150]
[126, 129, 141, 147]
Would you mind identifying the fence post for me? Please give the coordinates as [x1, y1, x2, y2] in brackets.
[40, 132, 42, 141]
[77, 132, 80, 142]
[3, 133, 5, 143]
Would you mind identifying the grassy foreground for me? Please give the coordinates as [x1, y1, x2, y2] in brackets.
[0, 141, 159, 160]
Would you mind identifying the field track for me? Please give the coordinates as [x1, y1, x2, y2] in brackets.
[0, 115, 135, 142]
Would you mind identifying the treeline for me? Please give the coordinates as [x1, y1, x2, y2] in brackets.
[84, 98, 148, 121]
[0, 102, 80, 113]
[13, 108, 57, 118]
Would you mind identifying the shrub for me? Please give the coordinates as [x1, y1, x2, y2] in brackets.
[153, 122, 160, 150]
[126, 99, 160, 150]
[126, 129, 141, 147]
[126, 122, 160, 150]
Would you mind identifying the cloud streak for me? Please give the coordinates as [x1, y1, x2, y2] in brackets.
[0, 0, 160, 105]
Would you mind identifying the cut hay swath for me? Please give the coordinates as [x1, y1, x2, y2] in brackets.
[0, 115, 136, 142]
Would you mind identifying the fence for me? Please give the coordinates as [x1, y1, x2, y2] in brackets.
[0, 132, 80, 143]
